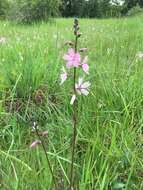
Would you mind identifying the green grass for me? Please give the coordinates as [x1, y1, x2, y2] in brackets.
[0, 15, 143, 189]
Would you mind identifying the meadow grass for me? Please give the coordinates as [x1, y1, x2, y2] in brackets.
[0, 16, 143, 189]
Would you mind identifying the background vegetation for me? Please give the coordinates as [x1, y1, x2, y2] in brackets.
[0, 0, 143, 189]
[0, 0, 143, 23]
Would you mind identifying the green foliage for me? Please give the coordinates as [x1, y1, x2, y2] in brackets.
[60, 0, 83, 17]
[122, 0, 143, 14]
[109, 5, 122, 17]
[60, 0, 121, 18]
[1, 0, 143, 20]
[8, 0, 61, 24]
[83, 0, 102, 18]
[0, 0, 9, 19]
[127, 4, 143, 16]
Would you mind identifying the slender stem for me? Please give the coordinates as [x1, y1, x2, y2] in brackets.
[69, 35, 78, 190]
[35, 128, 58, 190]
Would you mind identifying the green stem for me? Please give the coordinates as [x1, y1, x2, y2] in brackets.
[35, 128, 58, 190]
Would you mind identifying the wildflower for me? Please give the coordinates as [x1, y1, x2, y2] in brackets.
[81, 56, 89, 74]
[30, 140, 41, 148]
[75, 77, 91, 96]
[60, 66, 67, 85]
[70, 78, 91, 105]
[63, 48, 81, 69]
[32, 122, 39, 131]
[0, 37, 6, 44]
[136, 52, 143, 60]
[77, 32, 82, 38]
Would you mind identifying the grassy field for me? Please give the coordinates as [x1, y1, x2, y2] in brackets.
[0, 16, 143, 190]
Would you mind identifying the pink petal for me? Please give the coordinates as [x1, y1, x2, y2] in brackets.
[60, 67, 67, 85]
[73, 61, 80, 67]
[30, 140, 41, 148]
[70, 94, 76, 105]
[63, 54, 72, 62]
[60, 73, 67, 85]
[75, 53, 81, 63]
[68, 48, 75, 55]
[82, 64, 89, 74]
[66, 61, 73, 69]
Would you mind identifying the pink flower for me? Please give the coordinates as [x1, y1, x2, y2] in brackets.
[81, 56, 89, 74]
[63, 48, 81, 69]
[75, 77, 91, 96]
[30, 140, 41, 148]
[60, 66, 67, 85]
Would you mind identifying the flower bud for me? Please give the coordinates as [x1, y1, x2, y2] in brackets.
[74, 17, 78, 25]
[77, 32, 82, 38]
[30, 140, 41, 148]
[64, 41, 74, 46]
[80, 48, 88, 52]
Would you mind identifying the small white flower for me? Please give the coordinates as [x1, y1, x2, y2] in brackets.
[75, 77, 91, 96]
[136, 52, 143, 60]
[32, 122, 39, 131]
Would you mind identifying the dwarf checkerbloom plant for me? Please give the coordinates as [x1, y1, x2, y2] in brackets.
[60, 20, 91, 105]
[60, 18, 91, 190]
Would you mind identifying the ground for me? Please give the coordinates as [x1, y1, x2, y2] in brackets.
[0, 16, 143, 189]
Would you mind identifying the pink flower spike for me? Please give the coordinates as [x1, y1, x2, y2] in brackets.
[63, 48, 81, 69]
[70, 94, 76, 105]
[80, 48, 88, 52]
[60, 66, 67, 85]
[30, 140, 41, 148]
[75, 77, 91, 96]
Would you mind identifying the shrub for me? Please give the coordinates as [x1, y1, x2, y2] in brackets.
[127, 4, 143, 16]
[0, 0, 9, 19]
[8, 0, 61, 24]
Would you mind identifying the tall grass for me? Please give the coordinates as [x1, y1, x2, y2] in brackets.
[0, 15, 143, 189]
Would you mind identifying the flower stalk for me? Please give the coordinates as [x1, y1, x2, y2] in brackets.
[60, 18, 91, 190]
[69, 18, 79, 190]
[30, 123, 58, 190]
